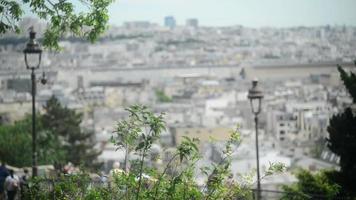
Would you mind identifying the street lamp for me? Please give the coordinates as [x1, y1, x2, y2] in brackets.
[23, 27, 42, 177]
[247, 79, 264, 200]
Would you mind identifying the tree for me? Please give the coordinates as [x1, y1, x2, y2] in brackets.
[0, 114, 64, 167]
[0, 0, 113, 49]
[0, 119, 32, 167]
[0, 96, 101, 170]
[326, 64, 356, 197]
[0, 96, 101, 169]
[337, 62, 356, 102]
[41, 96, 102, 170]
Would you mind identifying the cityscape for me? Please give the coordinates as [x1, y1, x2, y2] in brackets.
[0, 8, 356, 200]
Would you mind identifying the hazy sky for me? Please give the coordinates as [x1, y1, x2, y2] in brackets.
[108, 0, 356, 27]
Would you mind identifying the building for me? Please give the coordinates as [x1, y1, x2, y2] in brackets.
[164, 16, 176, 29]
[186, 18, 199, 28]
[124, 21, 151, 29]
[171, 126, 232, 148]
[274, 112, 298, 143]
[268, 101, 331, 146]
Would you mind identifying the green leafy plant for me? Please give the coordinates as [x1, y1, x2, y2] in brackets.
[110, 107, 285, 200]
[112, 105, 166, 200]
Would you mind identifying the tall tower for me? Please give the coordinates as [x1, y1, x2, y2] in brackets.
[164, 16, 176, 29]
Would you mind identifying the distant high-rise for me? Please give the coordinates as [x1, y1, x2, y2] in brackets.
[164, 16, 176, 29]
[186, 18, 199, 28]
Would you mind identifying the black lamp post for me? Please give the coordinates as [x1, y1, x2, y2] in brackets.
[23, 27, 42, 177]
[247, 79, 264, 200]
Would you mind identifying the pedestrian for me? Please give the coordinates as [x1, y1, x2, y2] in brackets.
[4, 170, 19, 200]
[100, 172, 109, 187]
[20, 169, 29, 199]
[0, 162, 9, 200]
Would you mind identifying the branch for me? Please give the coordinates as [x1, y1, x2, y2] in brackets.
[153, 153, 179, 199]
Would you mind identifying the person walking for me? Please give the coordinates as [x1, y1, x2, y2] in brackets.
[20, 169, 29, 199]
[0, 162, 9, 200]
[4, 170, 19, 200]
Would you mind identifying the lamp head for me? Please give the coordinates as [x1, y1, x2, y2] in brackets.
[23, 27, 42, 69]
[247, 78, 264, 115]
[247, 78, 264, 100]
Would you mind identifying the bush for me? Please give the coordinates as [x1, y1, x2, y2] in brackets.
[280, 169, 340, 200]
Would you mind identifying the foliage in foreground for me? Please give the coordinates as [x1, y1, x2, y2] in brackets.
[23, 104, 285, 200]
[0, 0, 113, 49]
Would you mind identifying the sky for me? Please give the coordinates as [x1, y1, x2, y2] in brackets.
[107, 0, 356, 27]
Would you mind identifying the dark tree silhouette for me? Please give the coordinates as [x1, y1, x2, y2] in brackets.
[42, 96, 102, 171]
[326, 63, 356, 197]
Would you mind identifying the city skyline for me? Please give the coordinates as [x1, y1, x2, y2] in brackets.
[2, 2, 354, 196]
[107, 0, 356, 27]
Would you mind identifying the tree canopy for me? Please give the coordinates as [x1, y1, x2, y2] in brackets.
[0, 0, 113, 49]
